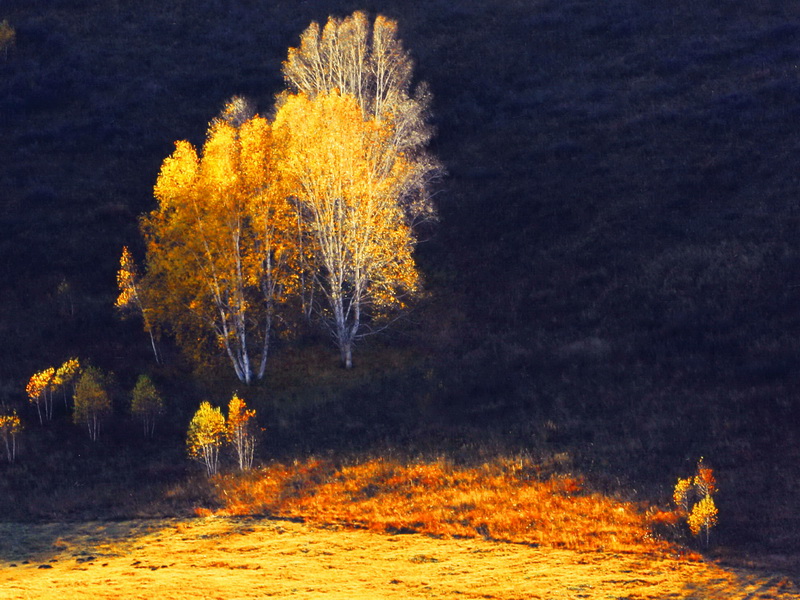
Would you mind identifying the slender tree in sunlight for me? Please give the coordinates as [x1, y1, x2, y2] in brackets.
[187, 401, 226, 476]
[0, 411, 21, 463]
[274, 91, 427, 368]
[226, 393, 257, 471]
[25, 368, 55, 424]
[130, 374, 164, 438]
[116, 247, 160, 363]
[138, 97, 295, 383]
[73, 367, 111, 442]
[688, 495, 718, 546]
[53, 357, 81, 410]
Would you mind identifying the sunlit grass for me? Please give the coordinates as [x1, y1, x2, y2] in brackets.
[210, 455, 674, 554]
[4, 517, 798, 600]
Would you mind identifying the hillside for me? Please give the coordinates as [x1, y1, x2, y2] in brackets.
[1, 0, 800, 571]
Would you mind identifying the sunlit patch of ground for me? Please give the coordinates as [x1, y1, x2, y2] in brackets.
[211, 456, 670, 554]
[1, 517, 798, 600]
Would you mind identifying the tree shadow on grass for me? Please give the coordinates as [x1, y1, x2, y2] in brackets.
[0, 519, 170, 565]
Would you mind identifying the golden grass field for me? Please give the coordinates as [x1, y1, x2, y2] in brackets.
[2, 517, 798, 599]
[1, 457, 798, 599]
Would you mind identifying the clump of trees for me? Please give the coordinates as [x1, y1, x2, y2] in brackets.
[26, 358, 81, 424]
[118, 11, 441, 381]
[673, 458, 719, 546]
[187, 394, 259, 476]
[21, 362, 169, 444]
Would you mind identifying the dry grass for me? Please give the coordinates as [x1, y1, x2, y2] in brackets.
[210, 455, 674, 554]
[1, 517, 798, 600]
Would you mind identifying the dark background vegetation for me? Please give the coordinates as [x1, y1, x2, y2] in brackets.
[2, 0, 800, 566]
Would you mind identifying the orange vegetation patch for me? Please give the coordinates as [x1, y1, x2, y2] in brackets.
[211, 456, 674, 554]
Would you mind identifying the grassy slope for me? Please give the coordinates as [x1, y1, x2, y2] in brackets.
[2, 517, 799, 600]
[1, 0, 800, 570]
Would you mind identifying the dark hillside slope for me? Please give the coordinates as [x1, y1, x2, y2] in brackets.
[1, 0, 800, 555]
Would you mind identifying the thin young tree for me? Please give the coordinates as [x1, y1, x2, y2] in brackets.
[226, 394, 257, 471]
[25, 368, 55, 424]
[53, 357, 81, 410]
[187, 401, 226, 476]
[274, 91, 423, 368]
[130, 374, 164, 438]
[116, 247, 160, 363]
[73, 367, 112, 442]
[0, 412, 21, 463]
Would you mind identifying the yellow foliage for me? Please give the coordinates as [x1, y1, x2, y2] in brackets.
[226, 394, 257, 471]
[0, 411, 21, 463]
[0, 412, 21, 435]
[54, 358, 81, 390]
[25, 368, 53, 401]
[187, 401, 226, 475]
[672, 477, 692, 512]
[141, 99, 294, 383]
[274, 91, 422, 365]
[672, 458, 719, 545]
[687, 495, 718, 538]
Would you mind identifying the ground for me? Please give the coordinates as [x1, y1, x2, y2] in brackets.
[1, 518, 797, 600]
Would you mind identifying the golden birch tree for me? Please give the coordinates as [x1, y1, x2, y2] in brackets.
[73, 367, 111, 442]
[26, 368, 55, 424]
[0, 412, 21, 463]
[226, 393, 257, 471]
[138, 98, 295, 383]
[187, 401, 226, 476]
[53, 357, 81, 410]
[282, 10, 441, 220]
[274, 91, 423, 368]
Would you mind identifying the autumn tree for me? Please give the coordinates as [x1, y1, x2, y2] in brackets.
[274, 91, 425, 368]
[137, 98, 295, 384]
[226, 394, 257, 471]
[0, 412, 21, 463]
[26, 368, 55, 424]
[73, 367, 112, 441]
[187, 401, 226, 476]
[116, 247, 160, 363]
[282, 10, 441, 214]
[131, 374, 164, 438]
[53, 357, 81, 410]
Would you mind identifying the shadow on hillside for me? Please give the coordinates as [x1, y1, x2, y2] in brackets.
[0, 519, 168, 564]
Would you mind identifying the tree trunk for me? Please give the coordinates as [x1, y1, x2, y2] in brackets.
[340, 342, 353, 369]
